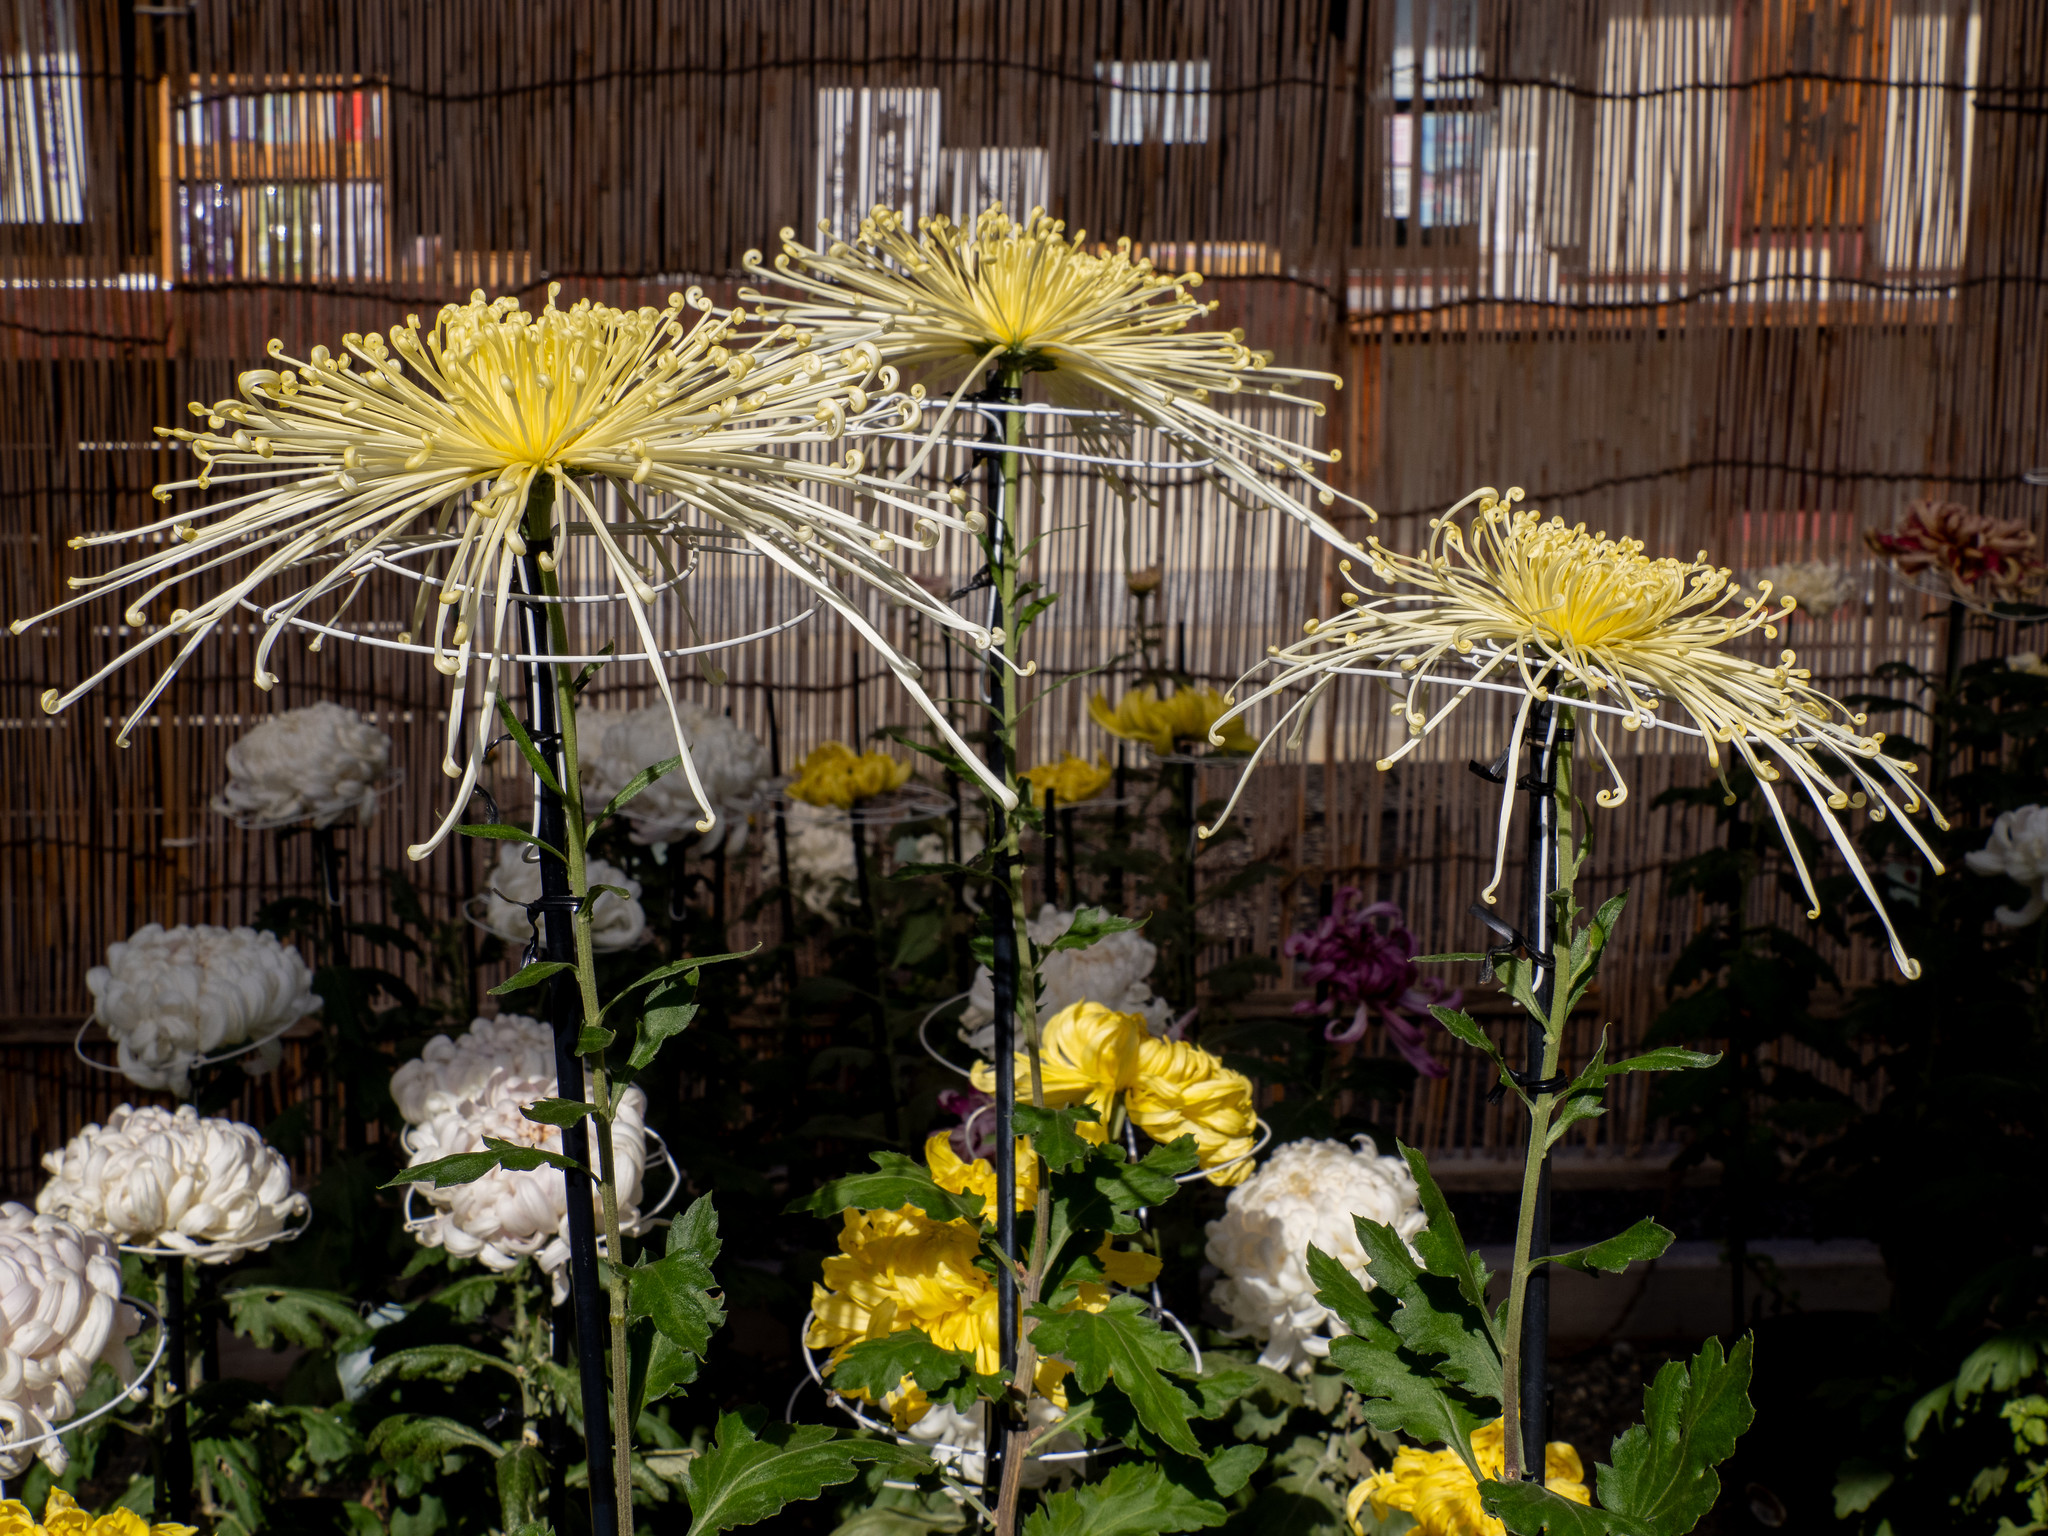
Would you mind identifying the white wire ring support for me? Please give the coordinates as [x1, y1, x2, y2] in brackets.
[875, 401, 1221, 475]
[118, 1209, 313, 1263]
[397, 1127, 682, 1239]
[795, 1314, 1094, 1468]
[73, 1012, 298, 1081]
[0, 1297, 168, 1467]
[1170, 1116, 1273, 1186]
[916, 992, 977, 1080]
[775, 789, 961, 830]
[237, 588, 822, 668]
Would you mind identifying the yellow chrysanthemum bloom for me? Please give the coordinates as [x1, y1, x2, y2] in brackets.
[1209, 487, 1948, 977]
[744, 205, 1361, 550]
[17, 287, 1014, 858]
[1090, 685, 1257, 758]
[0, 1489, 196, 1536]
[1347, 1420, 1590, 1536]
[1094, 1234, 1164, 1291]
[969, 1001, 1257, 1184]
[1020, 753, 1114, 806]
[785, 741, 914, 809]
[1127, 1035, 1258, 1186]
[924, 1131, 1039, 1214]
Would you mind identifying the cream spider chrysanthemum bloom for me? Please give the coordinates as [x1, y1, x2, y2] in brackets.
[743, 205, 1362, 545]
[1207, 487, 1947, 978]
[16, 286, 1013, 857]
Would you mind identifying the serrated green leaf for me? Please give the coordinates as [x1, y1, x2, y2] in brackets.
[826, 1327, 972, 1402]
[1015, 1103, 1100, 1173]
[495, 1440, 548, 1530]
[369, 1414, 504, 1478]
[1351, 1216, 1502, 1399]
[354, 1343, 519, 1395]
[1026, 1293, 1201, 1456]
[521, 1097, 599, 1128]
[383, 1136, 582, 1189]
[1832, 1459, 1894, 1518]
[224, 1286, 368, 1351]
[1602, 1047, 1721, 1077]
[490, 959, 573, 996]
[1046, 906, 1148, 954]
[1309, 1244, 1489, 1478]
[1596, 1336, 1755, 1536]
[1902, 1381, 1953, 1443]
[633, 1195, 724, 1358]
[629, 989, 699, 1072]
[1480, 1480, 1614, 1536]
[1544, 1095, 1607, 1152]
[1400, 1142, 1497, 1330]
[1020, 1461, 1226, 1536]
[789, 1151, 984, 1223]
[576, 1024, 615, 1053]
[680, 1410, 929, 1535]
[1432, 1006, 1511, 1079]
[1085, 1136, 1199, 1235]
[1542, 1220, 1674, 1275]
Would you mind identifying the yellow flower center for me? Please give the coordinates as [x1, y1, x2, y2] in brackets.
[1472, 513, 1718, 653]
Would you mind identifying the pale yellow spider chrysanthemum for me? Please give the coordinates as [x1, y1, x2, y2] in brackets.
[741, 204, 1365, 549]
[16, 285, 1014, 855]
[1205, 487, 1947, 978]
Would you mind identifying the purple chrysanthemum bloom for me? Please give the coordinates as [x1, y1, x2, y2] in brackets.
[938, 1086, 997, 1162]
[1282, 890, 1459, 1077]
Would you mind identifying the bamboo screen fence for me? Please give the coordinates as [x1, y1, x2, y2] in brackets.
[0, 0, 2042, 1195]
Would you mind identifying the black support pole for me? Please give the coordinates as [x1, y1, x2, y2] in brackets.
[979, 381, 1022, 1500]
[160, 1255, 191, 1524]
[516, 515, 619, 1536]
[1519, 700, 1567, 1472]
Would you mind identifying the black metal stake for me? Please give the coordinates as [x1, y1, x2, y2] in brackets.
[1042, 787, 1058, 906]
[159, 1255, 192, 1524]
[1518, 700, 1568, 1470]
[516, 529, 619, 1536]
[978, 381, 1022, 1500]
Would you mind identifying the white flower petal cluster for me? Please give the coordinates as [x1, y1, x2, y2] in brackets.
[391, 1012, 557, 1124]
[1966, 804, 2048, 927]
[901, 1395, 1079, 1489]
[581, 703, 773, 853]
[37, 1105, 307, 1261]
[478, 843, 647, 952]
[86, 924, 319, 1097]
[779, 801, 859, 918]
[0, 1204, 139, 1477]
[961, 902, 1169, 1056]
[1752, 561, 1856, 620]
[396, 1017, 652, 1301]
[1205, 1136, 1427, 1375]
[2006, 652, 2048, 677]
[211, 702, 392, 830]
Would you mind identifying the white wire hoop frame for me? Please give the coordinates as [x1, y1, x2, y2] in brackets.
[397, 1125, 683, 1243]
[796, 1313, 1095, 1470]
[73, 1011, 302, 1083]
[777, 786, 962, 830]
[882, 399, 1223, 478]
[117, 1207, 313, 1263]
[0, 1296, 168, 1470]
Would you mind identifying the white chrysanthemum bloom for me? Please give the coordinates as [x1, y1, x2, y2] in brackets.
[477, 842, 646, 952]
[1211, 488, 1948, 978]
[85, 923, 319, 1097]
[960, 902, 1168, 1055]
[580, 703, 772, 852]
[399, 1061, 650, 1302]
[37, 1105, 307, 1261]
[901, 1395, 1079, 1488]
[0, 1204, 140, 1478]
[1966, 805, 2048, 927]
[211, 702, 392, 829]
[778, 801, 859, 917]
[1751, 561, 1856, 621]
[744, 206, 1360, 548]
[390, 1012, 557, 1125]
[18, 286, 1017, 862]
[2008, 652, 2048, 677]
[1205, 1136, 1426, 1375]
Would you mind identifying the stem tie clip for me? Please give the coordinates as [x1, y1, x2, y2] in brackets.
[1488, 1066, 1574, 1106]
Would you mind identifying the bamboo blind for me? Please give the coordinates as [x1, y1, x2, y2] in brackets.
[1, 0, 2042, 1193]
